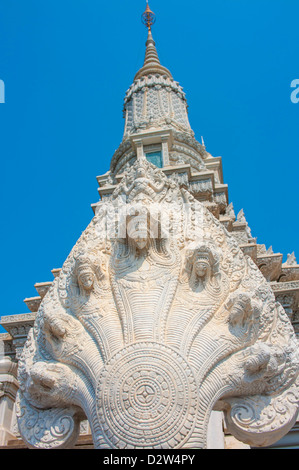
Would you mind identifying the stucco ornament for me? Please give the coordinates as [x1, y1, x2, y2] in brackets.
[16, 159, 299, 449]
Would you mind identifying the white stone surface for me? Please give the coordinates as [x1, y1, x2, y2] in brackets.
[207, 411, 225, 449]
[0, 357, 18, 445]
[16, 158, 299, 449]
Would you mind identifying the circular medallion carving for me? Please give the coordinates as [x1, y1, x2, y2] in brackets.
[96, 342, 198, 448]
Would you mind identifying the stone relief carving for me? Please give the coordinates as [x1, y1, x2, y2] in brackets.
[284, 252, 297, 267]
[225, 202, 235, 219]
[16, 159, 299, 449]
[123, 75, 192, 138]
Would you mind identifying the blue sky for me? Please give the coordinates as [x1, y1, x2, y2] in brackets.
[0, 0, 298, 331]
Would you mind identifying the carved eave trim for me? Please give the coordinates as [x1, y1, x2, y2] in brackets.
[232, 221, 248, 232]
[279, 266, 299, 282]
[271, 281, 299, 321]
[23, 297, 41, 313]
[214, 184, 229, 204]
[271, 281, 299, 310]
[130, 129, 174, 149]
[257, 253, 283, 261]
[51, 268, 61, 278]
[219, 215, 234, 232]
[214, 183, 228, 192]
[91, 202, 101, 214]
[0, 333, 14, 359]
[1, 313, 36, 360]
[202, 200, 220, 218]
[205, 157, 224, 185]
[189, 170, 215, 183]
[0, 313, 36, 338]
[163, 163, 191, 178]
[97, 185, 117, 198]
[270, 280, 299, 295]
[239, 243, 258, 262]
[34, 282, 52, 299]
[96, 171, 111, 186]
[178, 171, 219, 199]
[257, 253, 283, 282]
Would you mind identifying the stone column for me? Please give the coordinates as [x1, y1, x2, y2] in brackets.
[0, 356, 18, 446]
[135, 139, 144, 161]
[161, 136, 170, 166]
[207, 411, 225, 449]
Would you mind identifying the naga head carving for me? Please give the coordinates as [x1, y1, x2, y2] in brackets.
[25, 362, 77, 409]
[16, 161, 299, 449]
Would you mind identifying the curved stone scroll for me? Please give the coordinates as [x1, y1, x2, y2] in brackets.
[16, 393, 81, 449]
[223, 380, 299, 447]
[16, 159, 299, 449]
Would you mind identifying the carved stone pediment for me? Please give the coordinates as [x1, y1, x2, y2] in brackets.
[16, 160, 299, 449]
[279, 266, 299, 282]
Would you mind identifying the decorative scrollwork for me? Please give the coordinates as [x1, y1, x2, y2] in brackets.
[224, 379, 299, 447]
[16, 392, 81, 449]
[17, 159, 299, 449]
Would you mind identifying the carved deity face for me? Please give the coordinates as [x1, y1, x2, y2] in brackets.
[127, 215, 150, 250]
[134, 235, 148, 250]
[136, 167, 146, 178]
[78, 268, 95, 291]
[194, 256, 210, 279]
[129, 229, 149, 250]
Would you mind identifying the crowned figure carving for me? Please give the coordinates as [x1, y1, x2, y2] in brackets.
[15, 4, 299, 449]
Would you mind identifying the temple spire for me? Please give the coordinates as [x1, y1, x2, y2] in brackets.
[134, 2, 172, 81]
[141, 0, 156, 31]
[123, 2, 191, 140]
[143, 29, 161, 69]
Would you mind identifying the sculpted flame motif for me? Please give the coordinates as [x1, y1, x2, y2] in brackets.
[16, 159, 299, 449]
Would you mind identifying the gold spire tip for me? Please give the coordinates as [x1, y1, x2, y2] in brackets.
[141, 1, 156, 31]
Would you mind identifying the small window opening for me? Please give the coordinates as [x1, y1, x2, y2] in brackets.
[145, 151, 163, 168]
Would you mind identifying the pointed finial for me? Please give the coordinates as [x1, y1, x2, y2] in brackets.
[141, 1, 156, 31]
[135, 2, 172, 80]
